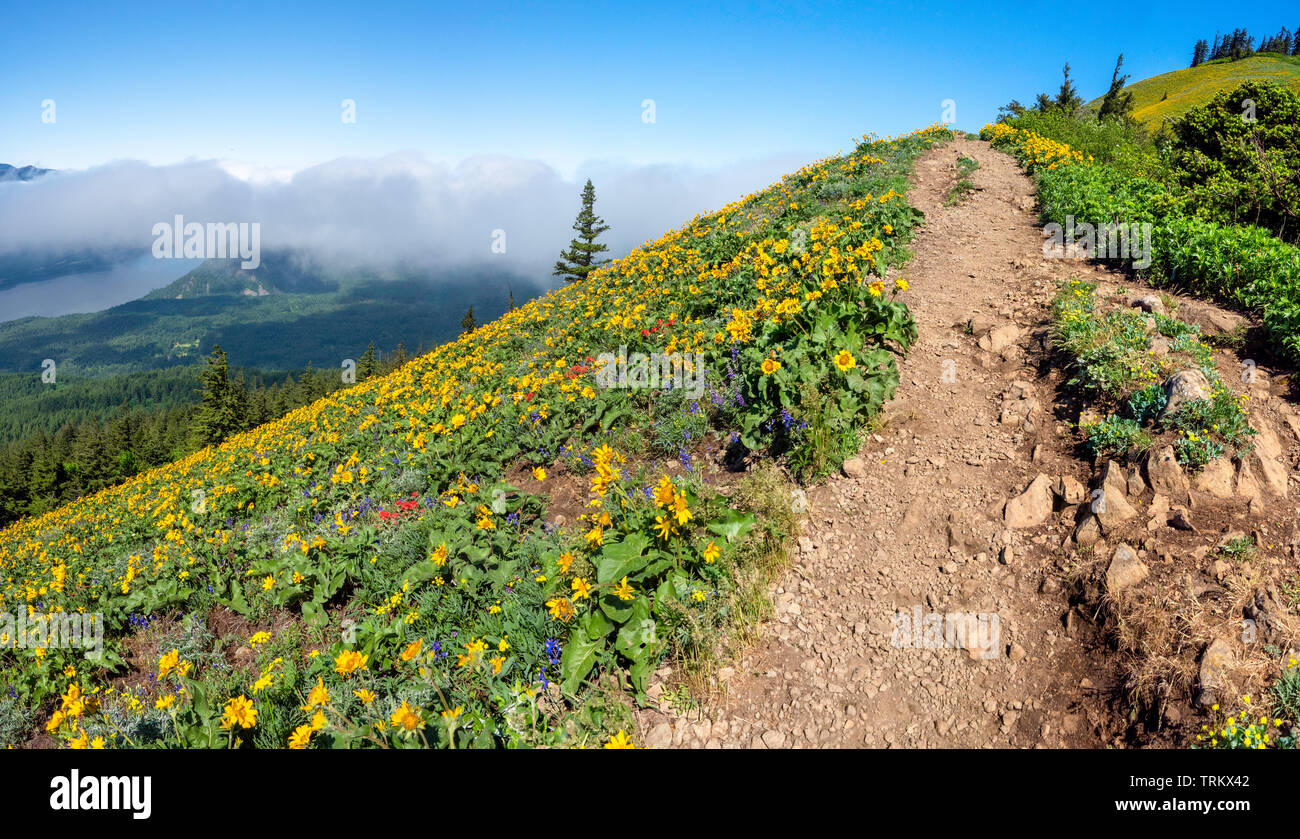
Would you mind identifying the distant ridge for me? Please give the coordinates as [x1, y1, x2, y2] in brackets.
[0, 163, 52, 182]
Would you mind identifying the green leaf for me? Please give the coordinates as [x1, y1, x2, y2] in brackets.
[560, 626, 604, 695]
[706, 509, 756, 544]
[582, 608, 613, 641]
[301, 600, 328, 629]
[598, 591, 635, 624]
[400, 559, 442, 586]
[595, 533, 653, 584]
[614, 598, 660, 665]
[219, 579, 250, 615]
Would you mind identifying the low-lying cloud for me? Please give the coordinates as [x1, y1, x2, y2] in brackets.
[0, 149, 814, 277]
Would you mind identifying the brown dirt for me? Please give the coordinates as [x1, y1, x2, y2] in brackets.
[633, 136, 1300, 749]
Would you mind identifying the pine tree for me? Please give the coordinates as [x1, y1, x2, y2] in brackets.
[1054, 63, 1083, 114]
[359, 342, 377, 380]
[193, 345, 242, 446]
[230, 372, 251, 430]
[1192, 39, 1208, 67]
[390, 343, 409, 370]
[553, 179, 611, 283]
[461, 306, 477, 335]
[1097, 54, 1134, 123]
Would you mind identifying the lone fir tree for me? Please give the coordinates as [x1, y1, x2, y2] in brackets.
[553, 179, 611, 283]
[193, 345, 244, 446]
[358, 342, 377, 380]
[1054, 62, 1082, 114]
[461, 306, 476, 334]
[1097, 54, 1134, 122]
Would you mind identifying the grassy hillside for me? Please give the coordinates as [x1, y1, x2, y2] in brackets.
[0, 125, 951, 749]
[1086, 54, 1300, 130]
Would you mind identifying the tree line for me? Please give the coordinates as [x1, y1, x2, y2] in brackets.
[0, 342, 410, 525]
[999, 56, 1135, 124]
[1191, 26, 1300, 67]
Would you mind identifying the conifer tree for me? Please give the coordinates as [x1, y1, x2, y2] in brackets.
[359, 342, 377, 380]
[1054, 63, 1083, 114]
[461, 306, 476, 335]
[553, 179, 611, 283]
[1097, 54, 1134, 123]
[1192, 39, 1208, 67]
[194, 345, 242, 446]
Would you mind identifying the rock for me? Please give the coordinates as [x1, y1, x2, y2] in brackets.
[1283, 413, 1300, 442]
[1244, 587, 1287, 646]
[645, 722, 673, 749]
[1130, 294, 1166, 315]
[1197, 639, 1234, 707]
[1168, 507, 1197, 532]
[1005, 474, 1054, 529]
[1161, 370, 1211, 418]
[979, 324, 1021, 353]
[1008, 643, 1027, 662]
[1054, 475, 1087, 505]
[1126, 467, 1147, 498]
[966, 313, 996, 337]
[842, 457, 867, 478]
[1145, 446, 1190, 504]
[1106, 543, 1149, 594]
[1249, 420, 1289, 499]
[1181, 301, 1245, 338]
[1007, 380, 1036, 400]
[1194, 458, 1235, 500]
[1094, 463, 1137, 534]
[1211, 559, 1232, 583]
[1215, 530, 1246, 550]
[1235, 458, 1261, 500]
[1074, 513, 1101, 546]
[760, 729, 787, 749]
[1147, 335, 1170, 356]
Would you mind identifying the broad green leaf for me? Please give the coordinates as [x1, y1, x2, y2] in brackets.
[706, 509, 756, 544]
[595, 533, 653, 584]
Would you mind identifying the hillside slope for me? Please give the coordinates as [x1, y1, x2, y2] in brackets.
[0, 126, 952, 749]
[1086, 54, 1300, 130]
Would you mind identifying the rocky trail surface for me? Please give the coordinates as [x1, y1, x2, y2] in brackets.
[636, 136, 1300, 749]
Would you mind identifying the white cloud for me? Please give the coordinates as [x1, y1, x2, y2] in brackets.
[0, 149, 814, 277]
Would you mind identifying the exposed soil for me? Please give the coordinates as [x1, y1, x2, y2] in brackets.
[634, 136, 1300, 749]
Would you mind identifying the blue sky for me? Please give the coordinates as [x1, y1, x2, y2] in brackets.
[3, 0, 1296, 175]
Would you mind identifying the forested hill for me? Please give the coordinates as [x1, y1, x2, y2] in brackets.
[0, 266, 541, 377]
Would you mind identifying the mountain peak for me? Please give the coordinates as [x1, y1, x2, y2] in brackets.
[0, 163, 52, 182]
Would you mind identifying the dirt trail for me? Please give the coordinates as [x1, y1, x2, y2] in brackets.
[638, 136, 1125, 748]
